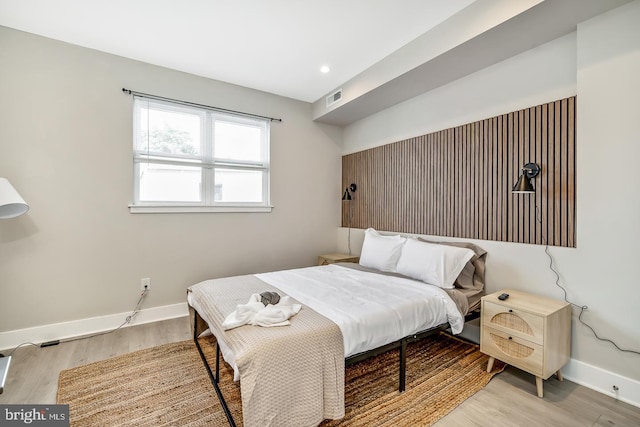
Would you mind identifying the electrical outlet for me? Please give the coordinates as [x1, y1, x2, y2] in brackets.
[141, 278, 151, 291]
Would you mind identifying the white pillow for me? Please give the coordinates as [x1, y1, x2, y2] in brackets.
[396, 238, 475, 289]
[359, 228, 406, 272]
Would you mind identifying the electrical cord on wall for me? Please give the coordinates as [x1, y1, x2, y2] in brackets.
[536, 206, 640, 356]
[347, 202, 353, 256]
[0, 288, 149, 358]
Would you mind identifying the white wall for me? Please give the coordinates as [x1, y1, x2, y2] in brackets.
[341, 1, 640, 404]
[343, 32, 577, 154]
[0, 27, 342, 333]
[572, 0, 640, 380]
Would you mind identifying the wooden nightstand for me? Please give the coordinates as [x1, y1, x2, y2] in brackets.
[480, 289, 571, 398]
[318, 253, 359, 266]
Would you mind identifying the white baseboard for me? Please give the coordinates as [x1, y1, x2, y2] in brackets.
[0, 302, 189, 352]
[2, 306, 638, 410]
[562, 358, 640, 409]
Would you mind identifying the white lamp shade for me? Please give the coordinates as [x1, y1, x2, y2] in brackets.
[0, 178, 29, 219]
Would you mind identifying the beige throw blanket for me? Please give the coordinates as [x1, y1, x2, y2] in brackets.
[188, 275, 345, 427]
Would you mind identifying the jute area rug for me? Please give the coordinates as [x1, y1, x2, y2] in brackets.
[57, 333, 504, 427]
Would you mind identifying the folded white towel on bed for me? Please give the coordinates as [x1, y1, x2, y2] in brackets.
[222, 293, 302, 330]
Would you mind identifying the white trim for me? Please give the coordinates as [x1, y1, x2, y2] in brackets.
[562, 358, 640, 409]
[128, 205, 273, 213]
[4, 301, 638, 410]
[0, 303, 189, 352]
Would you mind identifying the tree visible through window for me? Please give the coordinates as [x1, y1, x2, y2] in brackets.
[144, 124, 197, 155]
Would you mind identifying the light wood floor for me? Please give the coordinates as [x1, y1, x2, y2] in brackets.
[1, 317, 639, 426]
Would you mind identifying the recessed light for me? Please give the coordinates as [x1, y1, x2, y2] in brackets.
[320, 65, 331, 74]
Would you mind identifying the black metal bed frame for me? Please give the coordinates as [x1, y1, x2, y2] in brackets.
[192, 308, 447, 427]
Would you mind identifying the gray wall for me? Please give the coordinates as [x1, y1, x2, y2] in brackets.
[0, 26, 342, 332]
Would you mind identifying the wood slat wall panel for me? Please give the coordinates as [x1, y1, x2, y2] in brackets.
[341, 96, 576, 247]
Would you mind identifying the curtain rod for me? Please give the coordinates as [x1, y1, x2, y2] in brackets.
[121, 88, 282, 123]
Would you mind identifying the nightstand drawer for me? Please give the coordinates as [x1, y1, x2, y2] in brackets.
[483, 301, 544, 345]
[481, 326, 544, 377]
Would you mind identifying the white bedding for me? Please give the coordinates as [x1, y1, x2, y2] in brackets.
[188, 263, 464, 380]
[256, 264, 464, 357]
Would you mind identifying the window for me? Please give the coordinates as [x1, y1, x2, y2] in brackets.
[130, 96, 271, 213]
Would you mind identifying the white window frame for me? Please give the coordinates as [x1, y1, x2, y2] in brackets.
[129, 96, 272, 213]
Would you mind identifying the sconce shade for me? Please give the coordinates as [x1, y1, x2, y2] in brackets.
[512, 163, 540, 194]
[512, 174, 535, 193]
[0, 178, 29, 219]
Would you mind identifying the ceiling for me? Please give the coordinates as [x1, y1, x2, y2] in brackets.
[0, 0, 475, 103]
[0, 0, 632, 126]
[312, 0, 633, 125]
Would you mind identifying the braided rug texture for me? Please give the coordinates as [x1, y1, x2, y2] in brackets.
[57, 333, 504, 427]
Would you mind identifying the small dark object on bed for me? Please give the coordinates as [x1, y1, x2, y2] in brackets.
[260, 291, 281, 306]
[498, 293, 509, 301]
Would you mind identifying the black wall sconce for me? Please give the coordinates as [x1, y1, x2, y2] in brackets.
[341, 183, 357, 255]
[342, 183, 357, 200]
[512, 163, 540, 194]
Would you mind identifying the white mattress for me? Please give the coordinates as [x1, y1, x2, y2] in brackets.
[189, 264, 464, 379]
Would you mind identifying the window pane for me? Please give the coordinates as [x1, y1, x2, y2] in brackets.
[132, 95, 271, 210]
[139, 163, 202, 202]
[214, 169, 263, 203]
[214, 120, 263, 162]
[136, 101, 202, 156]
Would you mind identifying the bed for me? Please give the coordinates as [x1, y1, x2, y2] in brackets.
[187, 230, 487, 427]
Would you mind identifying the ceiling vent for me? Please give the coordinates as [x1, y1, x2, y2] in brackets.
[326, 89, 343, 108]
